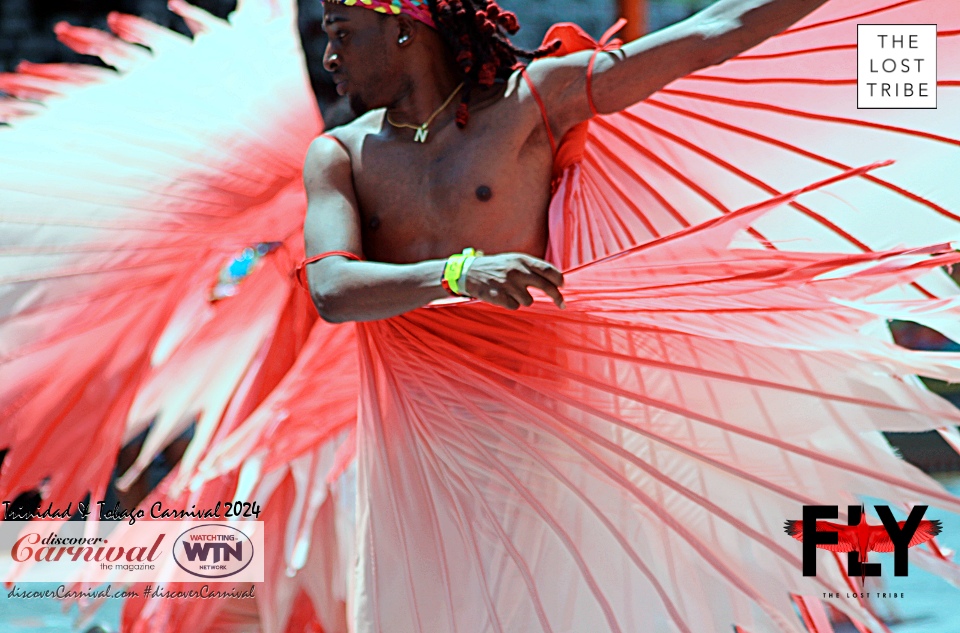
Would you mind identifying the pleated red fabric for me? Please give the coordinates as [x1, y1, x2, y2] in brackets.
[3, 1, 960, 632]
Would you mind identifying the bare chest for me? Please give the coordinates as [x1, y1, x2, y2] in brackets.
[349, 110, 555, 263]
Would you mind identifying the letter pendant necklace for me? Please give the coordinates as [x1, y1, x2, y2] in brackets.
[386, 82, 464, 143]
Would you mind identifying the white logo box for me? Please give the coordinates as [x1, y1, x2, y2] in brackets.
[858, 24, 937, 109]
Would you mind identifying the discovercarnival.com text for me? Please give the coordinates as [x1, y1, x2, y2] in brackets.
[6, 584, 256, 600]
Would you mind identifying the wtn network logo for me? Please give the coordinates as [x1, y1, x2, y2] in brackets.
[173, 524, 255, 579]
[181, 539, 243, 564]
[785, 505, 941, 585]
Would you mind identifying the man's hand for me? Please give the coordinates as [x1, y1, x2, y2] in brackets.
[463, 253, 566, 311]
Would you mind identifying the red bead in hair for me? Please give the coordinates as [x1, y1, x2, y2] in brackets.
[478, 62, 496, 86]
[455, 102, 469, 127]
[498, 11, 519, 34]
[473, 10, 494, 35]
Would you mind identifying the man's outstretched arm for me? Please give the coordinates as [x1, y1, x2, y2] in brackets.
[529, 0, 832, 137]
[302, 137, 565, 323]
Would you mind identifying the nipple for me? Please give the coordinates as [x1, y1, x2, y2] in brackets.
[476, 185, 492, 202]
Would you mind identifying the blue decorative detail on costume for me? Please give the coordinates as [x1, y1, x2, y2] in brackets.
[210, 241, 282, 301]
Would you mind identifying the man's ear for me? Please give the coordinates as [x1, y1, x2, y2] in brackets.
[396, 15, 416, 47]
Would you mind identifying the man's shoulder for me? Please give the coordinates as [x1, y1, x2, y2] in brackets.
[317, 109, 384, 154]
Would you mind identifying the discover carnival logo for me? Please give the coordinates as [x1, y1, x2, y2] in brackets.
[173, 524, 255, 579]
[1, 519, 264, 583]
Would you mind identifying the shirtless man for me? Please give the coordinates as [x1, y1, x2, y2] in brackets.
[302, 0, 831, 323]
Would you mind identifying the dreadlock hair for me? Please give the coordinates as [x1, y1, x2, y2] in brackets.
[428, 0, 561, 128]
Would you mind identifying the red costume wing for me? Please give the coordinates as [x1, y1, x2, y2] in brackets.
[0, 0, 324, 510]
[548, 0, 960, 308]
[0, 2, 354, 631]
[783, 520, 858, 552]
[347, 5, 960, 633]
[870, 519, 944, 552]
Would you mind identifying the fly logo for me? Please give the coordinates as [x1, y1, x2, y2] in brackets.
[173, 524, 255, 579]
[784, 505, 941, 584]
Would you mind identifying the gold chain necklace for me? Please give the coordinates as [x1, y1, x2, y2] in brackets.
[385, 82, 464, 143]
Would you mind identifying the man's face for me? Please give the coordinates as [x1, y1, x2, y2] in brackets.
[322, 4, 399, 113]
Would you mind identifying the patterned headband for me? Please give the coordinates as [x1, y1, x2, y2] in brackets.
[325, 0, 436, 29]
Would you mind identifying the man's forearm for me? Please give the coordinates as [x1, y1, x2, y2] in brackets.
[308, 258, 450, 323]
[584, 0, 832, 115]
[695, 0, 832, 65]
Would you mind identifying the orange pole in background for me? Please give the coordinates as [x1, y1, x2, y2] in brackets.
[618, 0, 647, 40]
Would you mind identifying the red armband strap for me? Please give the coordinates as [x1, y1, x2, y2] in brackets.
[587, 18, 628, 117]
[521, 67, 557, 157]
[296, 250, 363, 289]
